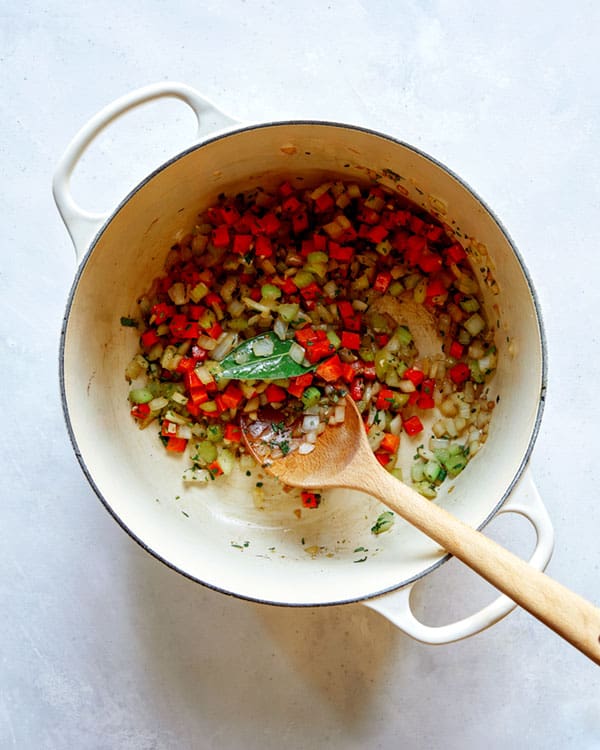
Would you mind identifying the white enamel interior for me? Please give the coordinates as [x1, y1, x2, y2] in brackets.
[61, 123, 544, 605]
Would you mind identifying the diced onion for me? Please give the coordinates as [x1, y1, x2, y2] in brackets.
[253, 336, 274, 357]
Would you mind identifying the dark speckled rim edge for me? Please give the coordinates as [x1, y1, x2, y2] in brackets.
[58, 120, 548, 608]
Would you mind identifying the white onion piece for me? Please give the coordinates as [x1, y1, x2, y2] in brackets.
[212, 332, 238, 361]
[194, 365, 215, 385]
[334, 405, 346, 423]
[298, 443, 315, 455]
[289, 342, 306, 364]
[253, 336, 274, 357]
[149, 396, 169, 411]
[302, 415, 320, 432]
[178, 424, 192, 440]
[273, 317, 288, 341]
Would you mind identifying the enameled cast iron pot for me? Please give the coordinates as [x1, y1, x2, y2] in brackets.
[54, 83, 554, 645]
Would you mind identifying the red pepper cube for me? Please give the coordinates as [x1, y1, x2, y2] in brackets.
[130, 403, 151, 420]
[312, 234, 327, 252]
[316, 354, 343, 382]
[279, 181, 295, 197]
[409, 215, 427, 235]
[166, 436, 188, 453]
[449, 362, 471, 384]
[151, 302, 176, 324]
[418, 250, 443, 274]
[358, 208, 380, 225]
[141, 329, 160, 348]
[233, 234, 253, 255]
[403, 416, 424, 436]
[212, 225, 230, 248]
[224, 423, 242, 442]
[337, 300, 353, 318]
[343, 314, 362, 333]
[205, 292, 223, 309]
[301, 491, 321, 509]
[279, 276, 298, 295]
[426, 279, 447, 300]
[361, 362, 377, 381]
[300, 281, 322, 301]
[207, 460, 224, 477]
[375, 333, 390, 348]
[421, 378, 436, 396]
[341, 331, 361, 350]
[404, 368, 425, 387]
[292, 211, 309, 234]
[301, 239, 315, 257]
[220, 205, 240, 225]
[374, 450, 392, 466]
[189, 387, 209, 407]
[329, 243, 354, 262]
[417, 394, 435, 409]
[282, 195, 302, 214]
[220, 383, 244, 410]
[259, 212, 280, 236]
[350, 378, 365, 401]
[206, 206, 223, 225]
[373, 271, 392, 294]
[176, 356, 196, 374]
[205, 322, 223, 340]
[255, 236, 273, 257]
[449, 340, 464, 359]
[265, 384, 287, 403]
[314, 191, 334, 213]
[445, 242, 467, 264]
[294, 327, 319, 346]
[375, 387, 397, 411]
[161, 420, 179, 438]
[340, 362, 356, 383]
[405, 234, 427, 266]
[380, 432, 400, 454]
[426, 225, 445, 242]
[367, 225, 389, 243]
[305, 339, 335, 364]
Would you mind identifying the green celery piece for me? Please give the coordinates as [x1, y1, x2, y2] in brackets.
[216, 331, 317, 381]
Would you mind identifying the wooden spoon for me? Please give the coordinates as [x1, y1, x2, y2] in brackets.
[241, 396, 600, 665]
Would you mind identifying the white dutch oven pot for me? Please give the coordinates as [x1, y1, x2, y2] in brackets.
[54, 83, 553, 645]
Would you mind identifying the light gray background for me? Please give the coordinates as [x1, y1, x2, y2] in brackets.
[2, 2, 599, 748]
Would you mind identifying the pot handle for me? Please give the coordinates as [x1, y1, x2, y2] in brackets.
[364, 470, 554, 644]
[52, 82, 238, 261]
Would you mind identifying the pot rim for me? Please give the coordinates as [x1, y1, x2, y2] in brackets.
[59, 118, 548, 607]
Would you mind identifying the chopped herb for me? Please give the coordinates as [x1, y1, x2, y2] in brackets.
[181, 510, 189, 518]
[120, 316, 138, 327]
[256, 481, 263, 487]
[371, 511, 395, 535]
[245, 470, 252, 476]
[353, 546, 367, 553]
[354, 556, 368, 563]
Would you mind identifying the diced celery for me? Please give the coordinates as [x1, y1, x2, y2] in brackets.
[129, 387, 153, 404]
[301, 386, 321, 408]
[193, 440, 218, 465]
[217, 447, 235, 476]
[459, 297, 480, 313]
[326, 330, 341, 349]
[411, 462, 425, 482]
[424, 460, 442, 482]
[293, 270, 314, 289]
[279, 303, 300, 323]
[388, 280, 404, 296]
[375, 240, 392, 256]
[190, 281, 210, 303]
[371, 510, 394, 535]
[206, 424, 224, 443]
[394, 325, 413, 346]
[261, 284, 281, 300]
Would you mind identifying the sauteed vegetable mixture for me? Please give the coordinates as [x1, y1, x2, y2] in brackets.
[125, 179, 496, 501]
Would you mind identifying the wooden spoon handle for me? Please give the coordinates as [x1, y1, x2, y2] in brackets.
[360, 467, 600, 665]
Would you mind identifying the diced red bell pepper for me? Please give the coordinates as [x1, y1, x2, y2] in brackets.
[292, 211, 309, 234]
[299, 281, 322, 301]
[416, 394, 435, 409]
[161, 420, 179, 437]
[205, 321, 223, 340]
[405, 234, 427, 265]
[255, 236, 273, 257]
[212, 225, 230, 248]
[341, 331, 361, 350]
[426, 225, 445, 242]
[380, 432, 400, 453]
[358, 208, 380, 225]
[207, 460, 224, 477]
[409, 215, 427, 235]
[337, 300, 354, 318]
[265, 384, 287, 403]
[287, 372, 314, 398]
[301, 491, 321, 509]
[176, 356, 196, 374]
[304, 338, 335, 364]
[328, 243, 354, 262]
[350, 378, 365, 401]
[403, 416, 424, 436]
[224, 423, 242, 442]
[314, 191, 334, 213]
[426, 278, 447, 300]
[259, 212, 281, 235]
[130, 403, 150, 420]
[169, 316, 199, 339]
[449, 362, 471, 384]
[312, 234, 327, 251]
[367, 225, 389, 243]
[449, 340, 464, 359]
[282, 195, 301, 213]
[404, 368, 425, 387]
[445, 242, 467, 264]
[375, 388, 397, 411]
[294, 327, 321, 346]
[374, 450, 392, 466]
[316, 354, 343, 382]
[188, 387, 209, 407]
[187, 305, 207, 321]
[220, 383, 244, 410]
[151, 302, 176, 324]
[166, 436, 188, 453]
[373, 271, 392, 294]
[233, 234, 253, 255]
[418, 250, 443, 274]
[340, 362, 356, 383]
[141, 329, 160, 348]
[301, 239, 315, 256]
[279, 181, 294, 197]
[421, 378, 435, 396]
[278, 276, 298, 295]
[220, 204, 240, 225]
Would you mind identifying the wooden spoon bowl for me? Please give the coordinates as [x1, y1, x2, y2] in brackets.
[242, 396, 600, 665]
